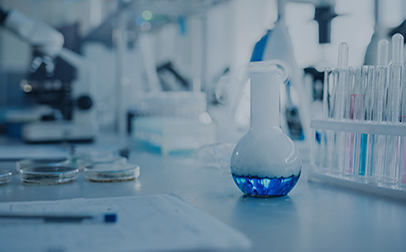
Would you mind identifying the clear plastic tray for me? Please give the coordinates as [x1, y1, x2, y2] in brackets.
[85, 163, 140, 182]
[19, 164, 79, 185]
[0, 169, 12, 185]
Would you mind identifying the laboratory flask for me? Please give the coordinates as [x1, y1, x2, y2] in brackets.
[230, 60, 302, 197]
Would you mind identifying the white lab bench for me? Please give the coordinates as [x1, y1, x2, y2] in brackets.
[1, 136, 406, 252]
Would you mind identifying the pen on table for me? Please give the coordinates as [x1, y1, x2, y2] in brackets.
[0, 212, 117, 223]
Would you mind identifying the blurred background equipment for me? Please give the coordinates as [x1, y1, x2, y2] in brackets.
[0, 7, 97, 142]
[0, 0, 405, 152]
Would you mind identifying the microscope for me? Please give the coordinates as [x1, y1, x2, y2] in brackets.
[0, 8, 97, 143]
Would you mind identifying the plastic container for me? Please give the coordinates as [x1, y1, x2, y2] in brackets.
[129, 91, 207, 119]
[131, 116, 216, 155]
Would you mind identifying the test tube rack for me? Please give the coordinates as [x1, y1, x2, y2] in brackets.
[309, 119, 406, 200]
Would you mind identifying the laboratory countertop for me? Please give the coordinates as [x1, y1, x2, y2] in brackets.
[1, 139, 406, 252]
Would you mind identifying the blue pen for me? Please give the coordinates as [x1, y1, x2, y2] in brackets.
[0, 212, 117, 224]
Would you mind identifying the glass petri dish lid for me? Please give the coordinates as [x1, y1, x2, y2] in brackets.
[16, 158, 69, 172]
[71, 151, 127, 168]
[85, 163, 140, 183]
[19, 164, 79, 185]
[0, 169, 12, 185]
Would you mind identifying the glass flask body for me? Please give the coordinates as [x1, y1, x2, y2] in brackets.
[230, 60, 301, 197]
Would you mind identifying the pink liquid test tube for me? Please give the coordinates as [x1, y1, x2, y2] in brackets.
[344, 94, 356, 175]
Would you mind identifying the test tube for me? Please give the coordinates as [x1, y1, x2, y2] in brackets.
[322, 68, 333, 120]
[335, 43, 350, 120]
[343, 67, 359, 176]
[382, 34, 403, 185]
[317, 69, 329, 171]
[354, 66, 374, 178]
[336, 43, 350, 176]
[364, 66, 376, 178]
[322, 68, 339, 173]
[371, 39, 389, 183]
[400, 49, 406, 188]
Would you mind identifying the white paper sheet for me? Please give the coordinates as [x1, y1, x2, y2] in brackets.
[0, 195, 251, 252]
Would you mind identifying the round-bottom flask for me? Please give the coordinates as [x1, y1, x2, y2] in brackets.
[230, 60, 301, 197]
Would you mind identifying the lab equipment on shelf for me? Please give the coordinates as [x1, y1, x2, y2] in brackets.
[129, 92, 207, 119]
[0, 8, 98, 143]
[310, 34, 406, 200]
[129, 91, 216, 155]
[230, 60, 302, 197]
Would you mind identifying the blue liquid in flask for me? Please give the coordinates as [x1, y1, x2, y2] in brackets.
[232, 171, 301, 197]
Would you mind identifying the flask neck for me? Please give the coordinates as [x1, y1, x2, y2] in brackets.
[250, 72, 280, 132]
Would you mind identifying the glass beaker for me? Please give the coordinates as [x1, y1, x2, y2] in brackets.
[230, 60, 302, 197]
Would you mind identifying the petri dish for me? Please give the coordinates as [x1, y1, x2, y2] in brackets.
[85, 163, 140, 183]
[19, 164, 79, 185]
[0, 169, 12, 185]
[72, 152, 127, 169]
[16, 158, 69, 172]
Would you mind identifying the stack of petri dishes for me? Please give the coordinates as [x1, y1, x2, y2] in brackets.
[72, 151, 140, 183]
[14, 151, 140, 185]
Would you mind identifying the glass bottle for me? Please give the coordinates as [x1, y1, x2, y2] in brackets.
[230, 60, 302, 197]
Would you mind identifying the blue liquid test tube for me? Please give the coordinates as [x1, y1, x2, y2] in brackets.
[356, 66, 374, 177]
